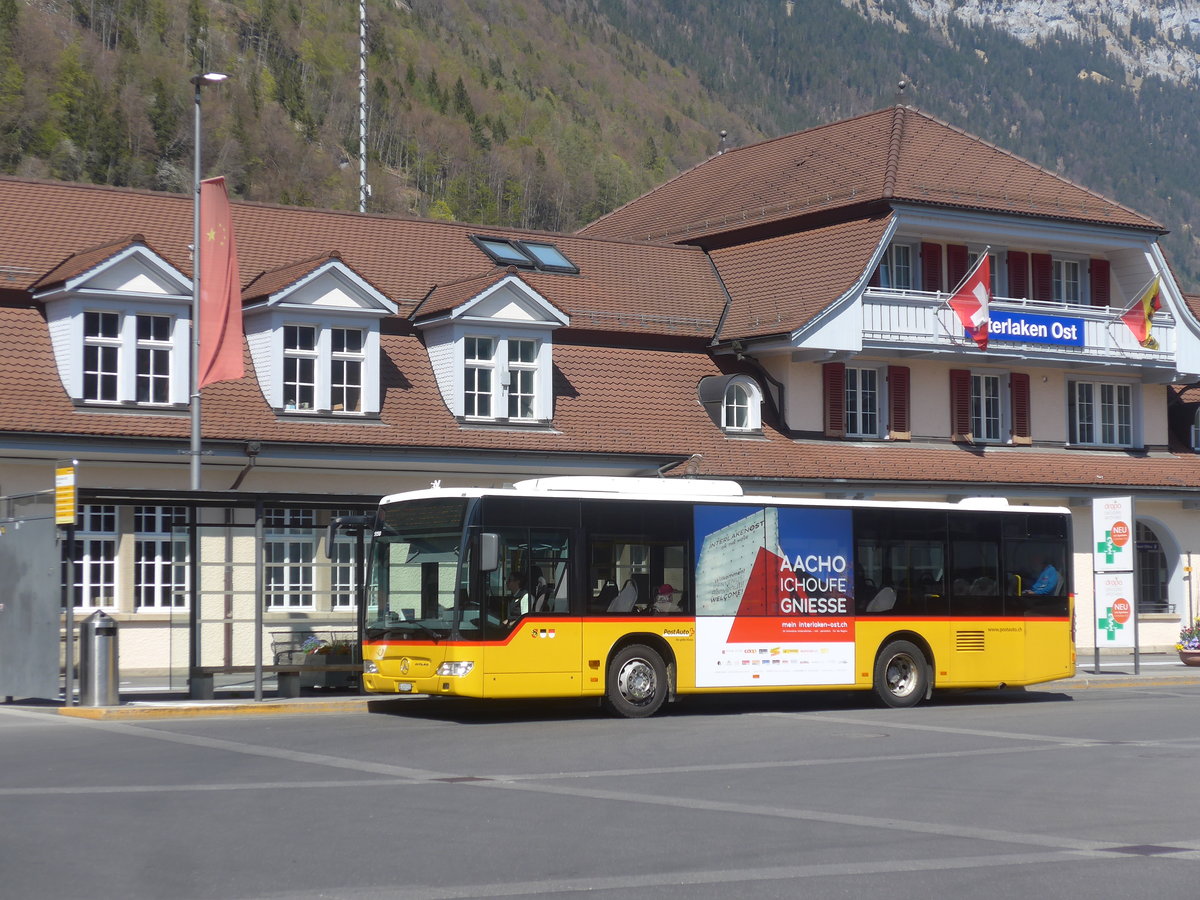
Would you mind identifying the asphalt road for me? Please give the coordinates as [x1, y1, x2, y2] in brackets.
[3, 684, 1199, 899]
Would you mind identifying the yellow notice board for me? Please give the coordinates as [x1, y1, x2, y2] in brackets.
[55, 463, 76, 525]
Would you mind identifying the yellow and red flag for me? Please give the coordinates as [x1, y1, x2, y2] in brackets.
[1120, 276, 1161, 349]
[948, 253, 990, 350]
[198, 176, 245, 387]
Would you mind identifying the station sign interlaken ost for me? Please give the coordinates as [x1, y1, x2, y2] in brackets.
[968, 310, 1084, 346]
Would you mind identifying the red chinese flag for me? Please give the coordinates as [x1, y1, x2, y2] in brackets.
[948, 254, 990, 351]
[198, 176, 244, 387]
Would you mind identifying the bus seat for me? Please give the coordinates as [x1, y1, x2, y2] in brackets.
[608, 579, 638, 612]
[864, 586, 896, 613]
[532, 576, 551, 612]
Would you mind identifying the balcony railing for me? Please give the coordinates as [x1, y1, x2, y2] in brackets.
[862, 288, 1174, 361]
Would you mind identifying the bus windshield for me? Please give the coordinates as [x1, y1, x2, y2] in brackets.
[365, 497, 473, 641]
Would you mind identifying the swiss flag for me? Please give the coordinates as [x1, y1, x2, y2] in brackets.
[948, 254, 990, 351]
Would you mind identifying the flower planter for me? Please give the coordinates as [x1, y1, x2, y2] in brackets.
[301, 652, 359, 689]
[1178, 649, 1200, 667]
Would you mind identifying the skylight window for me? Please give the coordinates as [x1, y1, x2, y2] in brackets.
[471, 235, 578, 274]
[519, 242, 577, 273]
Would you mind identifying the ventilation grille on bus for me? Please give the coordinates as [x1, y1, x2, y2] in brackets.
[956, 631, 986, 652]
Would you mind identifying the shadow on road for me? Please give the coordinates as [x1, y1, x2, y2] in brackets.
[364, 684, 1071, 724]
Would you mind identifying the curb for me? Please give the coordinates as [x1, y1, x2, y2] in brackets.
[1050, 674, 1200, 691]
[57, 696, 379, 720]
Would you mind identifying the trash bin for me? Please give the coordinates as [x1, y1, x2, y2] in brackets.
[79, 610, 119, 706]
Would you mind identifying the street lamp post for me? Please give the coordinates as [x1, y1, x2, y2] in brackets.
[190, 72, 228, 492]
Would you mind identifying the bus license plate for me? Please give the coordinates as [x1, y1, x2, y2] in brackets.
[398, 683, 413, 692]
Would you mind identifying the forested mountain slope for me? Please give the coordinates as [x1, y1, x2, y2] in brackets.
[2, 0, 1198, 286]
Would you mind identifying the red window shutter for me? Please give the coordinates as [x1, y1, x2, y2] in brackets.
[949, 369, 972, 442]
[1031, 253, 1053, 302]
[887, 365, 911, 440]
[823, 362, 846, 438]
[1010, 372, 1031, 446]
[1008, 251, 1029, 299]
[1090, 258, 1111, 307]
[921, 242, 943, 293]
[946, 244, 969, 290]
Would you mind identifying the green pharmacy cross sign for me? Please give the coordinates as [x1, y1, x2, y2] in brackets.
[1096, 530, 1125, 566]
[1097, 606, 1124, 642]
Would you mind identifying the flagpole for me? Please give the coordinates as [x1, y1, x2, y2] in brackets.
[1116, 272, 1159, 315]
[190, 72, 228, 492]
[946, 245, 992, 297]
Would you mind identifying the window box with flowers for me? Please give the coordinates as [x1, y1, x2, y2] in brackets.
[1176, 619, 1200, 667]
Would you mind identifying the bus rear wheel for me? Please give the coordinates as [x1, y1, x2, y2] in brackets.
[605, 644, 667, 718]
[873, 640, 928, 708]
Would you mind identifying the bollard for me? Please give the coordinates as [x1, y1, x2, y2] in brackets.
[79, 610, 119, 706]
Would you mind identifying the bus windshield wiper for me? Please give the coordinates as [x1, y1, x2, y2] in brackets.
[406, 621, 441, 643]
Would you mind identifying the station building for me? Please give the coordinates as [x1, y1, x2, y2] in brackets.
[1, 106, 1198, 675]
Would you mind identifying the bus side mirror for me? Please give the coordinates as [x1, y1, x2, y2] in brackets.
[325, 514, 374, 559]
[479, 533, 500, 572]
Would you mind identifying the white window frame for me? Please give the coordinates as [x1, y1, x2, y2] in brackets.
[1052, 257, 1083, 305]
[330, 327, 365, 413]
[458, 333, 552, 423]
[83, 311, 121, 402]
[135, 313, 174, 405]
[264, 508, 316, 609]
[506, 338, 539, 421]
[877, 243, 915, 290]
[133, 506, 189, 610]
[970, 372, 1004, 444]
[845, 366, 882, 438]
[76, 306, 185, 406]
[1069, 380, 1134, 447]
[464, 336, 496, 419]
[721, 376, 762, 433]
[72, 505, 117, 609]
[282, 324, 318, 411]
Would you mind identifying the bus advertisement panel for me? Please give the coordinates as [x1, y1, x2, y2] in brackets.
[694, 505, 855, 688]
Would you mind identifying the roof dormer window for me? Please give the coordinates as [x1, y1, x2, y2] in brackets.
[35, 240, 193, 410]
[698, 374, 763, 435]
[412, 269, 569, 425]
[242, 253, 396, 418]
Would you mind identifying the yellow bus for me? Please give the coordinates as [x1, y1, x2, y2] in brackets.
[361, 477, 1073, 717]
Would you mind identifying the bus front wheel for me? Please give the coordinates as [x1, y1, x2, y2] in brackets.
[605, 644, 667, 718]
[873, 640, 928, 708]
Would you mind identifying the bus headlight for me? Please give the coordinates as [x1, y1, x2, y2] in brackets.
[436, 661, 474, 677]
[364, 661, 379, 674]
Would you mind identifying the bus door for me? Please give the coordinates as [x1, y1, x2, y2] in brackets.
[480, 527, 582, 697]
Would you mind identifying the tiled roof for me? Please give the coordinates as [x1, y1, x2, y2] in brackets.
[712, 215, 893, 340]
[412, 268, 541, 322]
[30, 235, 160, 292]
[242, 251, 344, 302]
[0, 177, 724, 335]
[582, 106, 1162, 243]
[688, 438, 1200, 492]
